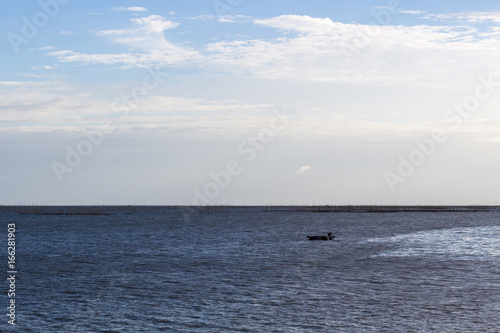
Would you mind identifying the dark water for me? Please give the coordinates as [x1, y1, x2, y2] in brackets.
[2, 210, 500, 332]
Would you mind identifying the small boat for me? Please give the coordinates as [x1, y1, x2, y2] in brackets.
[307, 233, 335, 241]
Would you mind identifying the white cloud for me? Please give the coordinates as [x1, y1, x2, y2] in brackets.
[99, 15, 179, 36]
[113, 7, 148, 12]
[399, 10, 426, 15]
[189, 15, 215, 20]
[51, 15, 201, 67]
[432, 11, 500, 23]
[49, 14, 500, 86]
[255, 15, 343, 35]
[219, 17, 234, 23]
[30, 65, 55, 70]
[60, 31, 72, 35]
[98, 15, 197, 64]
[3, 79, 500, 148]
[296, 165, 311, 174]
[0, 81, 106, 126]
[0, 81, 278, 138]
[49, 49, 199, 68]
[204, 15, 500, 85]
[29, 46, 53, 51]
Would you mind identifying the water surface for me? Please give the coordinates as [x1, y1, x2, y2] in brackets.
[2, 210, 499, 332]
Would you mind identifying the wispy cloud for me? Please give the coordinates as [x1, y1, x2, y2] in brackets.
[3, 79, 500, 147]
[99, 15, 179, 36]
[113, 7, 148, 12]
[51, 15, 201, 67]
[29, 46, 53, 51]
[188, 15, 215, 21]
[205, 15, 493, 84]
[217, 15, 250, 23]
[399, 10, 427, 15]
[429, 10, 500, 23]
[0, 81, 278, 138]
[296, 166, 311, 174]
[48, 14, 500, 86]
[30, 65, 55, 70]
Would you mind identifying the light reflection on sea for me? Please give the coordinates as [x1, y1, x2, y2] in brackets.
[366, 226, 500, 258]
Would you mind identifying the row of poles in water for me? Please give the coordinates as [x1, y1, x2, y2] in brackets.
[1, 205, 499, 215]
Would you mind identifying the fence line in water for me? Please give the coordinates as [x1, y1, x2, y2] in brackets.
[1, 205, 499, 215]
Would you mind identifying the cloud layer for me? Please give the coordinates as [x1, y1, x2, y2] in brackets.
[47, 14, 500, 87]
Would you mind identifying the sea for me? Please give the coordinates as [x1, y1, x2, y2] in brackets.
[1, 209, 500, 332]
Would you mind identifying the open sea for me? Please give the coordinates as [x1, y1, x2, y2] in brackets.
[1, 209, 500, 332]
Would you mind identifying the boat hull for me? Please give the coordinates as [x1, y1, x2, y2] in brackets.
[307, 235, 335, 241]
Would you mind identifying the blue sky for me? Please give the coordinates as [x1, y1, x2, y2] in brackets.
[2, 0, 500, 205]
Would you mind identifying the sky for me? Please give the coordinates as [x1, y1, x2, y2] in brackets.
[2, 0, 500, 205]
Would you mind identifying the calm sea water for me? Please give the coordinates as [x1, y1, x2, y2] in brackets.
[2, 210, 500, 332]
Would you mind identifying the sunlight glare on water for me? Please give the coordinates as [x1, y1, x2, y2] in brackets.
[367, 226, 500, 258]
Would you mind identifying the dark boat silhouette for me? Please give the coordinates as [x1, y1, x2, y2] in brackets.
[307, 233, 335, 241]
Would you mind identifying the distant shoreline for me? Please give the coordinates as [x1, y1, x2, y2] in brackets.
[1, 205, 500, 215]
